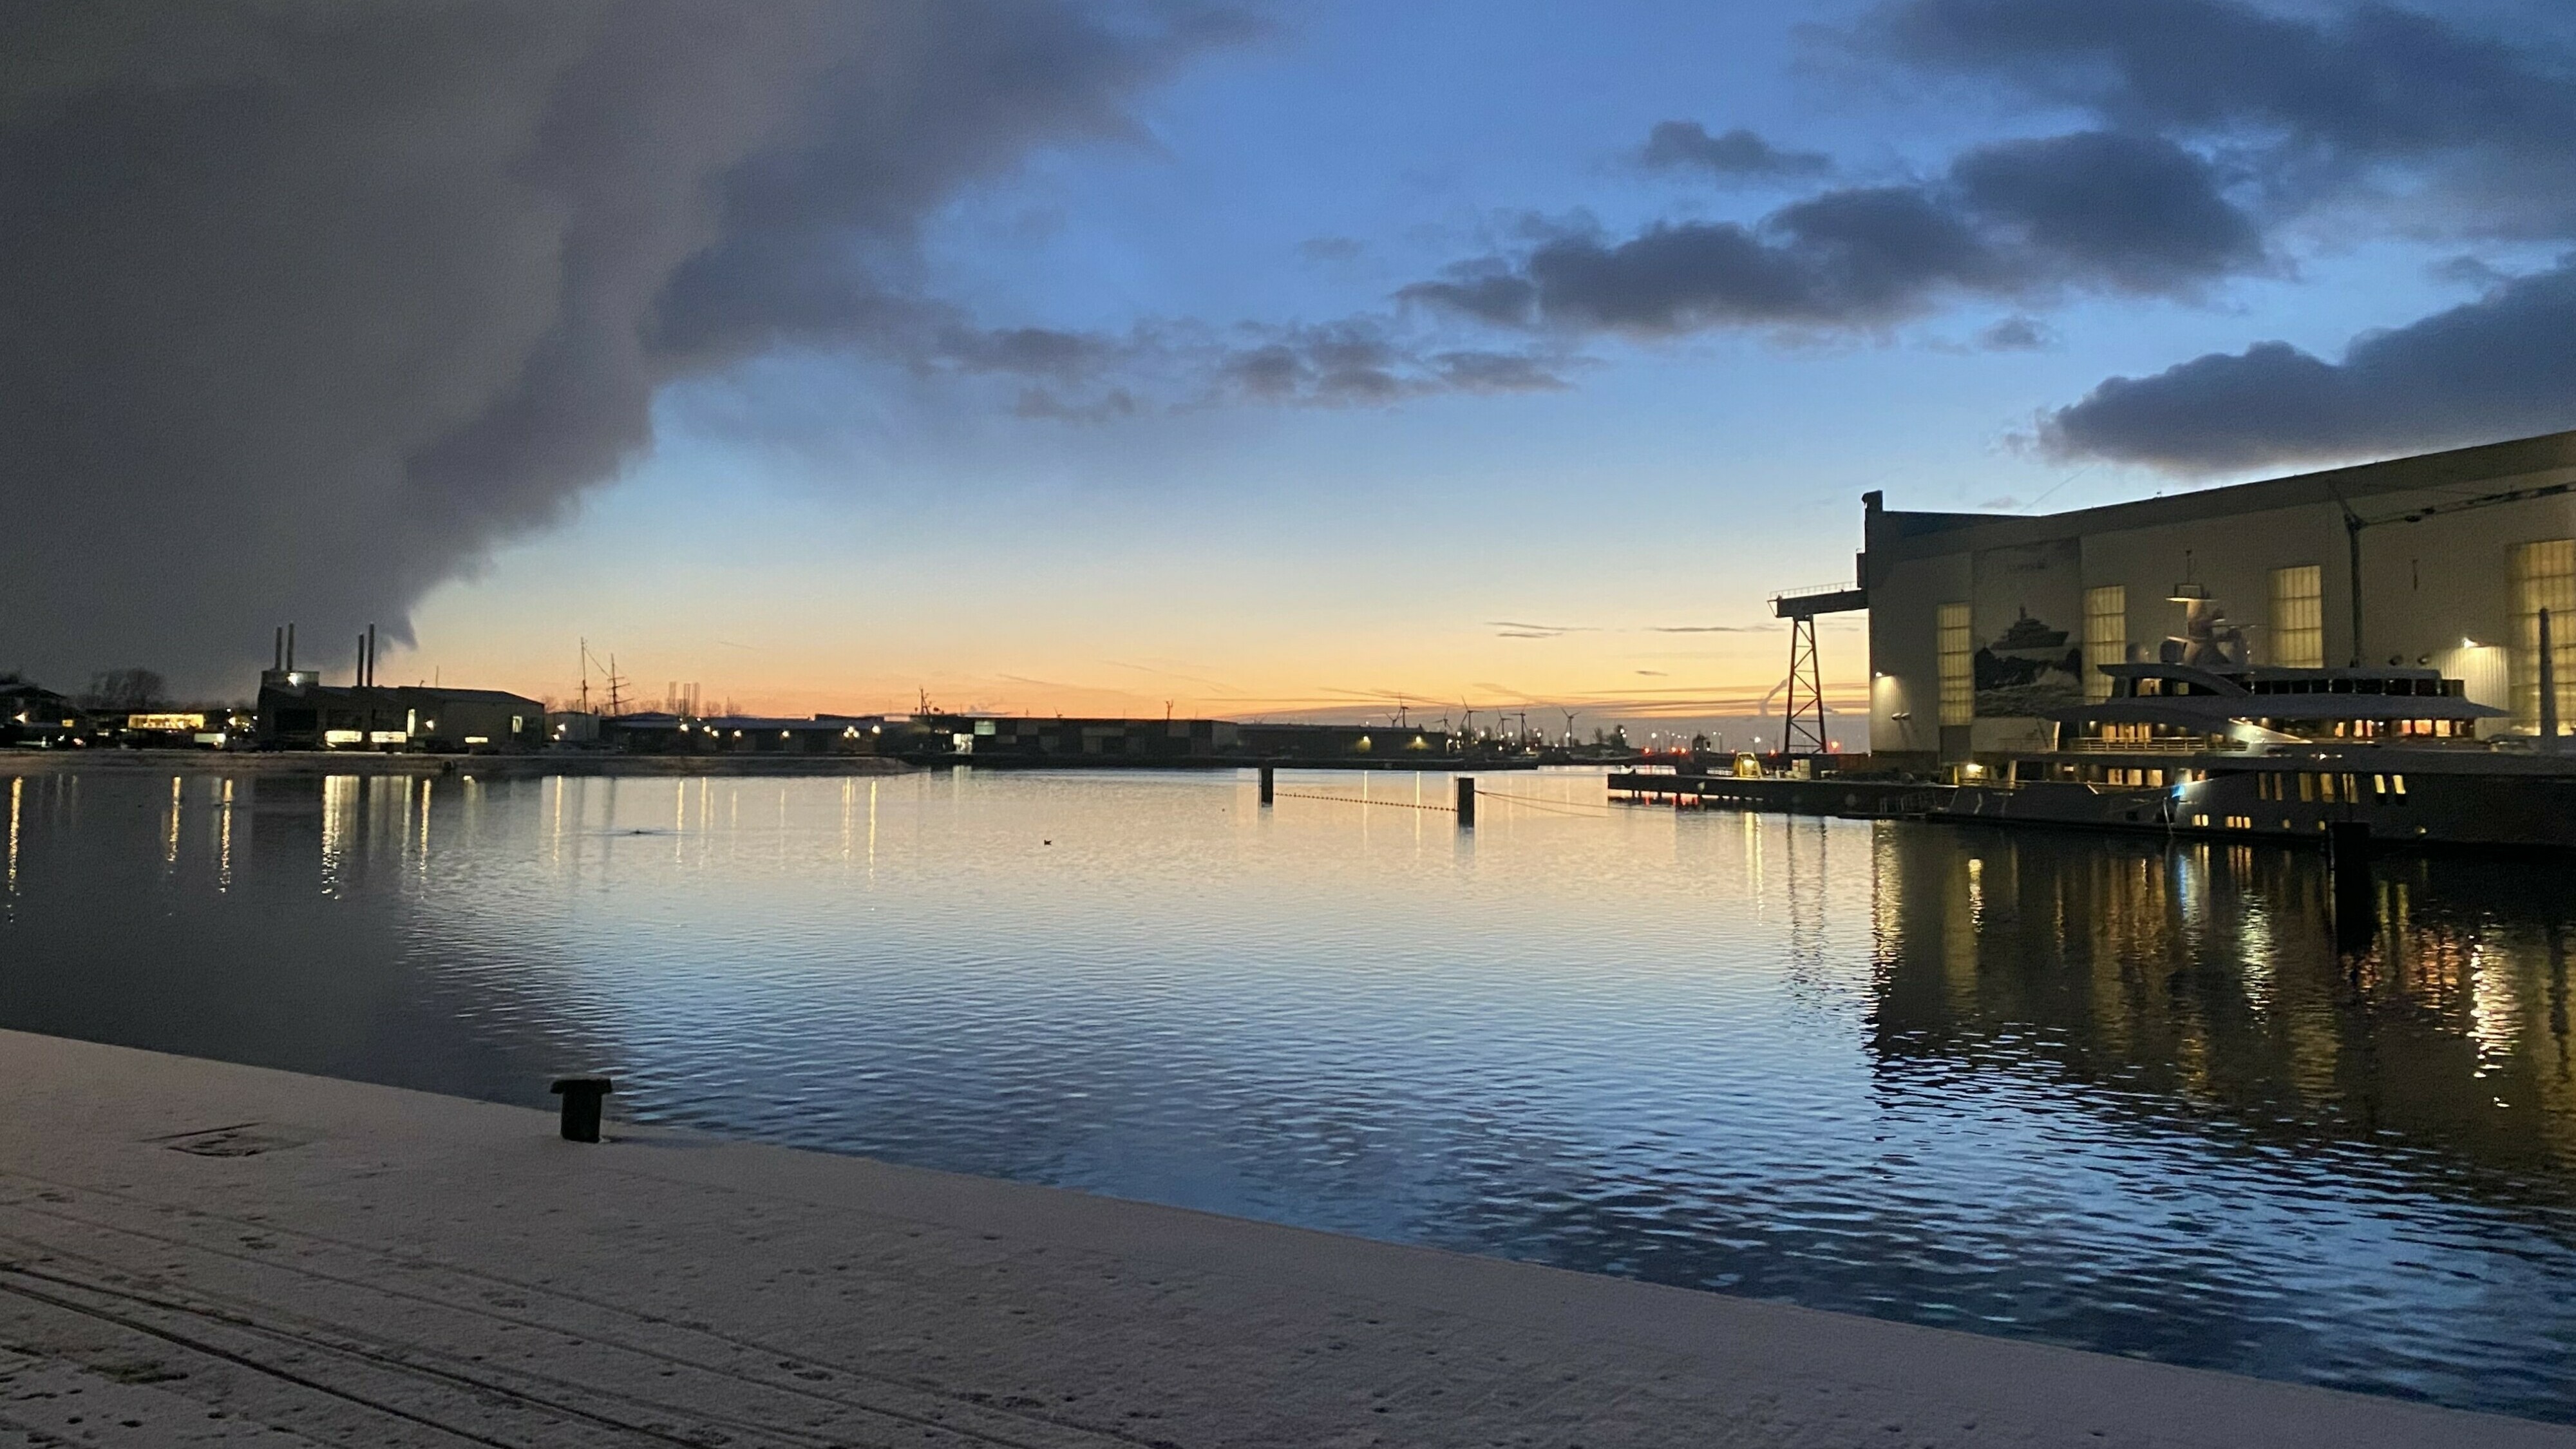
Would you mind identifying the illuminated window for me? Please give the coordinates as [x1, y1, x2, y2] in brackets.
[2082, 585, 2126, 703]
[2509, 538, 2576, 734]
[1937, 602, 1973, 726]
[2269, 564, 2324, 668]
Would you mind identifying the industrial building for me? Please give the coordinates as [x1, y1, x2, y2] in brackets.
[932, 716, 1452, 763]
[1862, 429, 2576, 770]
[600, 713, 883, 755]
[1, 678, 80, 747]
[256, 673, 543, 752]
[251, 625, 544, 752]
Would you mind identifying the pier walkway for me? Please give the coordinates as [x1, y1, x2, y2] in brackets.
[1607, 770, 1954, 817]
[0, 1030, 2561, 1448]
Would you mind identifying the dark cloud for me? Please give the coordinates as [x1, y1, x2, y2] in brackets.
[0, 0, 1249, 691]
[1949, 130, 2262, 290]
[1870, 0, 2574, 156]
[1976, 315, 2050, 350]
[2040, 258, 2576, 473]
[1396, 269, 1539, 326]
[1638, 121, 1832, 180]
[1205, 322, 1567, 406]
[1501, 196, 1990, 335]
[1404, 127, 2256, 337]
[1865, 0, 2576, 238]
[1862, 0, 2576, 468]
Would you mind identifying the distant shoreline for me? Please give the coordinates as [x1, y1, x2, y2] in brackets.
[1, 749, 1582, 777]
[0, 750, 922, 779]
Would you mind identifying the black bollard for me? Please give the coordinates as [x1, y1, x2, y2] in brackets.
[1259, 764, 1274, 806]
[550, 1076, 613, 1142]
[1455, 775, 1475, 828]
[2328, 822, 2374, 952]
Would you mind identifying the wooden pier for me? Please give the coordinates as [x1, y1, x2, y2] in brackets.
[1606, 771, 1954, 819]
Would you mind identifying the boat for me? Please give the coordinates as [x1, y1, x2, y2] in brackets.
[1937, 656, 2576, 848]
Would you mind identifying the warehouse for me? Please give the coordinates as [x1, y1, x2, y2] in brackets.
[1862, 430, 2576, 770]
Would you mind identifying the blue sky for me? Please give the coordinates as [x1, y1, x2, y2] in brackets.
[414, 1, 2564, 728]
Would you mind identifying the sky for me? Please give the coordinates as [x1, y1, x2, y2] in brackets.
[6, 0, 2576, 737]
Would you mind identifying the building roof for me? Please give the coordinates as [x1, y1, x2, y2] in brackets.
[608, 715, 866, 732]
[1873, 428, 2576, 560]
[395, 686, 543, 708]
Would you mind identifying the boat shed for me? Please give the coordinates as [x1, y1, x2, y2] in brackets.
[1862, 429, 2576, 770]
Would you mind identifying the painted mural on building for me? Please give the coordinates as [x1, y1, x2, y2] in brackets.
[1973, 540, 2085, 717]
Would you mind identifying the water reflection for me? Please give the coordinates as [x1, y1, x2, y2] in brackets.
[1, 766, 2573, 1420]
[1873, 829, 2576, 1184]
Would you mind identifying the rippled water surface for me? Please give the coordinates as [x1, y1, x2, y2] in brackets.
[5, 764, 2576, 1420]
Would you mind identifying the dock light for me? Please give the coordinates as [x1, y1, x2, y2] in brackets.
[781, 730, 791, 738]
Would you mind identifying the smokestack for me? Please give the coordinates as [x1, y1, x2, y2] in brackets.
[285, 623, 296, 671]
[366, 623, 377, 687]
[2543, 607, 2561, 752]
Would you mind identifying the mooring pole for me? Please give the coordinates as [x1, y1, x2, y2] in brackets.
[2329, 822, 2374, 952]
[1258, 764, 1274, 805]
[1455, 775, 1475, 828]
[549, 1076, 613, 1143]
[2541, 607, 2561, 752]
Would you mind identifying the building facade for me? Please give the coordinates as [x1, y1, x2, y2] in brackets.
[257, 676, 544, 752]
[1864, 430, 2576, 769]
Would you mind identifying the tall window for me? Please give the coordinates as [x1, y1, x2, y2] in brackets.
[2269, 565, 2324, 668]
[2083, 585, 2126, 703]
[2510, 538, 2576, 733]
[1937, 602, 1973, 726]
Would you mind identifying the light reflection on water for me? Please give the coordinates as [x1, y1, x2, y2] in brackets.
[3, 765, 2575, 1420]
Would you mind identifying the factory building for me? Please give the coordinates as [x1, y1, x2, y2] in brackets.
[256, 674, 543, 752]
[1863, 429, 2576, 770]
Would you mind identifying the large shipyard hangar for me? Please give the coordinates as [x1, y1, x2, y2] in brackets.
[1862, 429, 2576, 772]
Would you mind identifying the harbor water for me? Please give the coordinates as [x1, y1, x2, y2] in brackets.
[3, 765, 2573, 1421]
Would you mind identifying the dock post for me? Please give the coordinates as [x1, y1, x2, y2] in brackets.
[2542, 607, 2561, 752]
[1455, 775, 1475, 828]
[550, 1076, 613, 1143]
[2329, 822, 2374, 952]
[1259, 764, 1274, 805]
